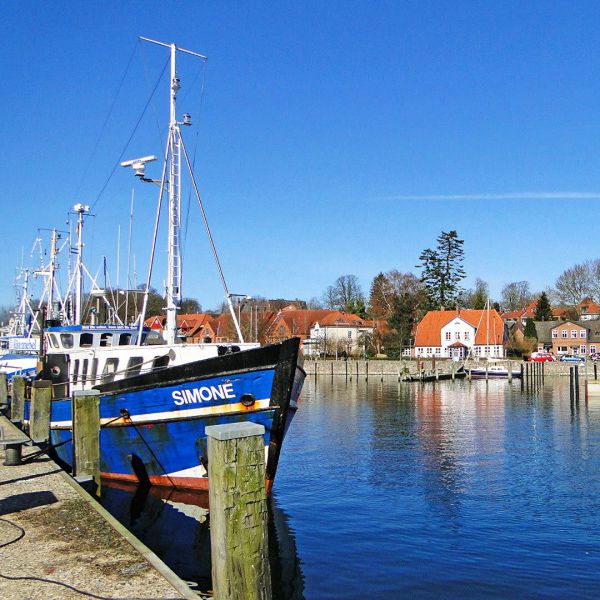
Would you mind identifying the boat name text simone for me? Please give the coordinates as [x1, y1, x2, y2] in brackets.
[172, 383, 236, 405]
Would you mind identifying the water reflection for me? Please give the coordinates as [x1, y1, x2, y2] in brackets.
[100, 483, 305, 598]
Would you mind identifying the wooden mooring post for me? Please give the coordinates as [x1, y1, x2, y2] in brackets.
[72, 390, 101, 491]
[206, 422, 271, 600]
[508, 361, 512, 382]
[29, 380, 52, 446]
[0, 372, 8, 413]
[10, 376, 26, 427]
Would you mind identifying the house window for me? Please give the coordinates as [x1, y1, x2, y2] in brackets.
[580, 330, 586, 338]
[558, 346, 567, 353]
[427, 347, 432, 354]
[561, 330, 567, 338]
[590, 345, 597, 354]
[435, 347, 441, 355]
[455, 332, 460, 340]
[484, 346, 490, 355]
[464, 331, 470, 340]
[348, 330, 352, 339]
[475, 347, 481, 356]
[571, 330, 577, 338]
[580, 345, 587, 354]
[552, 330, 558, 338]
[445, 332, 451, 340]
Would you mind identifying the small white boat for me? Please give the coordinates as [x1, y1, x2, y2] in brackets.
[469, 364, 521, 379]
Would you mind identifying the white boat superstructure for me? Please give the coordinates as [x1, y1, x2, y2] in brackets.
[44, 324, 259, 393]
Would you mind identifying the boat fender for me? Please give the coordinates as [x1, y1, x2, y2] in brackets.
[240, 393, 255, 407]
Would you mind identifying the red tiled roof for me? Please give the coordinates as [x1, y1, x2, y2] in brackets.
[578, 297, 600, 314]
[415, 309, 504, 347]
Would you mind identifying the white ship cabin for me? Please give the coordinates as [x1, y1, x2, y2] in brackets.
[44, 324, 259, 394]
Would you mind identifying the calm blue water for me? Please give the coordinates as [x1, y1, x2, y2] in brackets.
[101, 377, 600, 599]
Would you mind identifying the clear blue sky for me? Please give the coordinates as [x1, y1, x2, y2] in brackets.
[3, 1, 600, 311]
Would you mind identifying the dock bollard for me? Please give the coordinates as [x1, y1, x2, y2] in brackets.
[72, 390, 101, 491]
[30, 380, 52, 445]
[206, 422, 272, 600]
[10, 376, 26, 427]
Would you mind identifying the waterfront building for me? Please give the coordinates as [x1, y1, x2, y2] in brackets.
[413, 308, 505, 360]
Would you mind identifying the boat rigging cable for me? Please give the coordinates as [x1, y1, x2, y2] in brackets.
[90, 54, 170, 212]
[73, 41, 138, 202]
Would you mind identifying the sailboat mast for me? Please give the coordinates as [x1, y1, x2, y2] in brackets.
[47, 228, 58, 320]
[73, 204, 89, 325]
[166, 42, 182, 346]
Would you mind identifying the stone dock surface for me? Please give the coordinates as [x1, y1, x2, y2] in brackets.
[0, 417, 199, 600]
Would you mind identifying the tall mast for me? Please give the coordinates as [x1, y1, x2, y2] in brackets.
[166, 42, 182, 346]
[47, 228, 58, 320]
[73, 203, 90, 325]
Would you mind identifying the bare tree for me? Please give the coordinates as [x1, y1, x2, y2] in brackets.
[588, 259, 600, 303]
[555, 263, 592, 305]
[501, 281, 532, 311]
[322, 275, 365, 315]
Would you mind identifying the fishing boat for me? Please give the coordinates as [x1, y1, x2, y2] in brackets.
[34, 37, 305, 492]
[468, 363, 521, 379]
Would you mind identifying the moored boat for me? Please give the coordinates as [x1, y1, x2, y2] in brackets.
[29, 37, 305, 493]
[468, 364, 521, 379]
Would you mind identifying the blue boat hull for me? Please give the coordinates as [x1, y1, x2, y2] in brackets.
[43, 338, 304, 491]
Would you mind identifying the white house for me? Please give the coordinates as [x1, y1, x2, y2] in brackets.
[414, 309, 505, 360]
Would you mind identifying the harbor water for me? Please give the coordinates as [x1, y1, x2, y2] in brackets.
[100, 375, 600, 599]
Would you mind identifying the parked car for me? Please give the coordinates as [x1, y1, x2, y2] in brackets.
[529, 352, 554, 362]
[590, 353, 600, 362]
[559, 355, 585, 363]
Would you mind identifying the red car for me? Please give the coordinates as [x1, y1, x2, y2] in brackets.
[528, 352, 554, 362]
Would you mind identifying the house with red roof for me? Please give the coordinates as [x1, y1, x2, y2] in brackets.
[144, 313, 217, 343]
[265, 307, 374, 356]
[414, 308, 506, 360]
[577, 297, 600, 321]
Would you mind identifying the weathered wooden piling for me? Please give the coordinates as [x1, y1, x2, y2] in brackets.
[10, 376, 26, 426]
[72, 390, 101, 488]
[206, 422, 271, 600]
[365, 360, 369, 381]
[0, 372, 8, 412]
[508, 361, 512, 382]
[29, 380, 52, 445]
[595, 364, 598, 381]
[575, 365, 580, 401]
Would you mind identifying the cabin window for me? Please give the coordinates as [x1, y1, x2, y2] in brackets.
[100, 333, 113, 347]
[73, 359, 80, 384]
[60, 333, 74, 349]
[80, 333, 94, 347]
[119, 333, 132, 346]
[90, 359, 99, 384]
[81, 359, 89, 384]
[101, 358, 119, 383]
[152, 355, 170, 369]
[126, 356, 144, 378]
